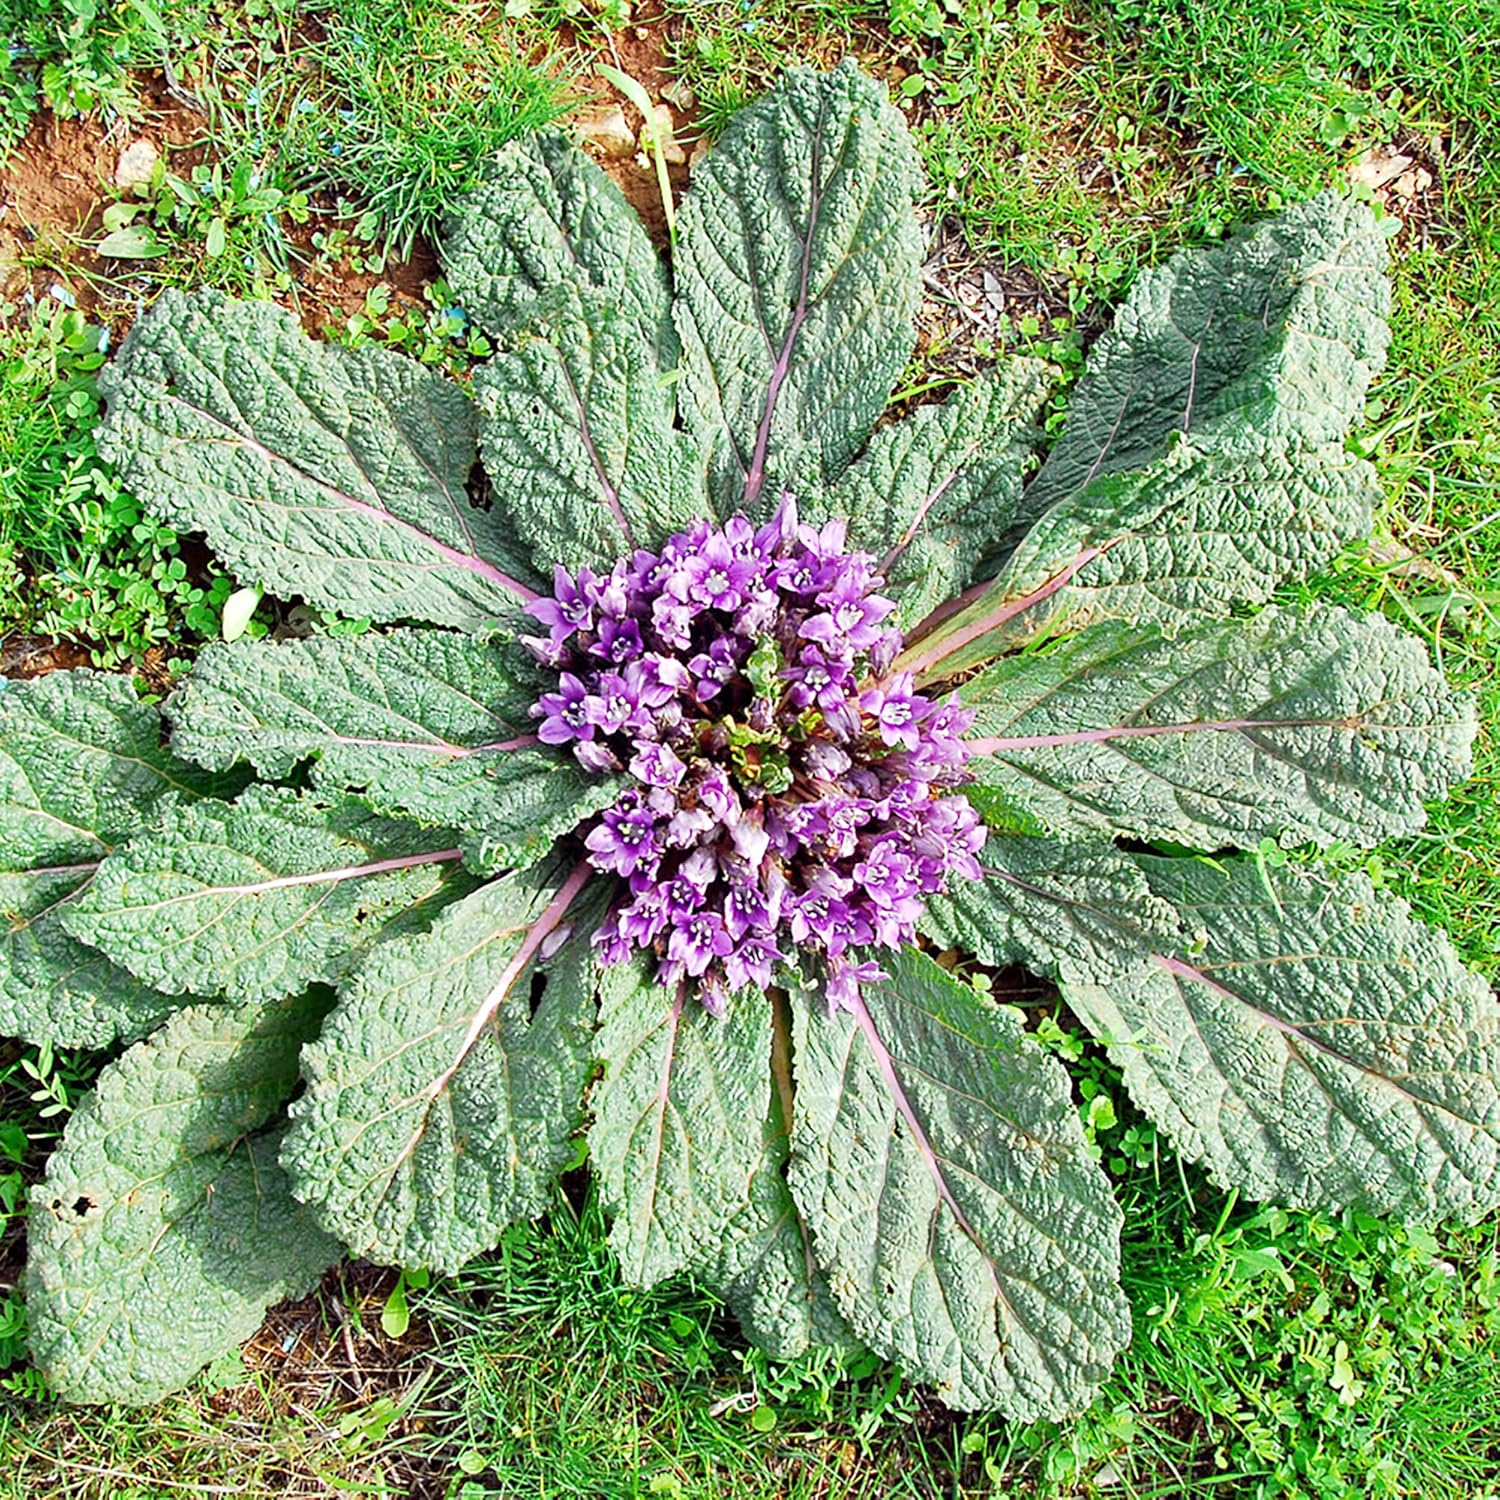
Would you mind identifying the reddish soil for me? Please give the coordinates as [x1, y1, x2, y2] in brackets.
[0, 80, 438, 338]
[0, 635, 96, 679]
[0, 77, 214, 315]
[284, 211, 441, 337]
[0, 112, 116, 306]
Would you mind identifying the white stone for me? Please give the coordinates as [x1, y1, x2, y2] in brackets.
[114, 138, 159, 191]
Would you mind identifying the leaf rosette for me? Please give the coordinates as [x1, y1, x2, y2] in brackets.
[6, 60, 1492, 1416]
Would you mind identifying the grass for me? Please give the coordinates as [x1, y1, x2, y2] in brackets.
[0, 302, 236, 665]
[277, 0, 571, 255]
[1, 0, 1498, 1493]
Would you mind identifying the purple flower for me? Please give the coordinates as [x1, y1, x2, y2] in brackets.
[584, 802, 660, 878]
[853, 837, 918, 906]
[861, 675, 923, 751]
[826, 957, 889, 1012]
[688, 637, 740, 701]
[630, 740, 686, 787]
[527, 509, 985, 1013]
[575, 740, 622, 773]
[525, 565, 594, 644]
[590, 617, 644, 664]
[677, 532, 761, 611]
[533, 673, 593, 744]
[668, 912, 734, 976]
[725, 935, 781, 991]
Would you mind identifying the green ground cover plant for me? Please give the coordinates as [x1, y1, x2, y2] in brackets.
[0, 302, 236, 665]
[277, 0, 569, 254]
[3, 58, 1496, 1442]
[1, 0, 1497, 1493]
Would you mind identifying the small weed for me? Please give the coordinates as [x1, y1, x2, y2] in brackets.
[332, 277, 493, 372]
[98, 148, 311, 296]
[0, 0, 140, 153]
[0, 1036, 96, 1388]
[0, 299, 236, 666]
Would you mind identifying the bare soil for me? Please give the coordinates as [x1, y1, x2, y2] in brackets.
[0, 112, 117, 309]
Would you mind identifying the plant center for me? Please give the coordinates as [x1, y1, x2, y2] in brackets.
[525, 503, 985, 1012]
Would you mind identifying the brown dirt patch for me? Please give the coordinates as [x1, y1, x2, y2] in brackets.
[0, 77, 442, 339]
[916, 212, 1088, 376]
[284, 211, 441, 338]
[0, 635, 97, 679]
[0, 113, 116, 305]
[1349, 130, 1459, 255]
[0, 84, 210, 320]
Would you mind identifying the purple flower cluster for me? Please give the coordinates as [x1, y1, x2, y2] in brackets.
[526, 504, 984, 1013]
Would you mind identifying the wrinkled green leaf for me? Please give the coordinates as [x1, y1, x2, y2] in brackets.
[790, 948, 1130, 1416]
[26, 995, 340, 1405]
[456, 751, 625, 875]
[589, 962, 770, 1286]
[823, 362, 1049, 626]
[167, 629, 532, 777]
[0, 867, 180, 1050]
[921, 833, 1182, 984]
[283, 869, 599, 1273]
[715, 992, 856, 1359]
[1070, 857, 1500, 1221]
[64, 786, 467, 1002]
[443, 136, 699, 565]
[0, 670, 222, 869]
[674, 61, 923, 515]
[97, 289, 540, 630]
[905, 192, 1390, 673]
[472, 292, 702, 570]
[0, 673, 229, 1047]
[962, 605, 1473, 849]
[165, 629, 614, 871]
[170, 629, 522, 807]
[441, 132, 674, 360]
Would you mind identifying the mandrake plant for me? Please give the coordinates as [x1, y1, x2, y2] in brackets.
[4, 62, 1497, 1414]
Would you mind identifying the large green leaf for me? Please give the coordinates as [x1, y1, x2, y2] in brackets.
[472, 294, 702, 570]
[26, 995, 339, 1405]
[822, 362, 1049, 626]
[900, 192, 1390, 675]
[442, 136, 698, 564]
[283, 869, 599, 1273]
[97, 289, 540, 629]
[0, 672, 228, 1047]
[961, 605, 1473, 850]
[589, 963, 771, 1286]
[168, 629, 533, 783]
[440, 132, 674, 360]
[921, 833, 1182, 985]
[0, 867, 179, 1049]
[673, 61, 923, 516]
[789, 948, 1130, 1416]
[164, 627, 609, 859]
[1069, 857, 1500, 1221]
[0, 670, 220, 868]
[714, 992, 855, 1359]
[64, 786, 467, 1002]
